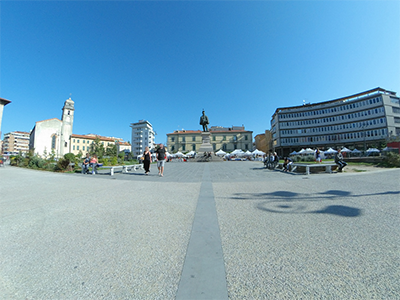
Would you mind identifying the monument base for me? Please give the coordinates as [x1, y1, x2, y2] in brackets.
[194, 132, 224, 162]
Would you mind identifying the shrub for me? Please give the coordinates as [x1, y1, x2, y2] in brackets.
[102, 157, 110, 166]
[381, 152, 400, 167]
[28, 156, 46, 169]
[111, 156, 118, 166]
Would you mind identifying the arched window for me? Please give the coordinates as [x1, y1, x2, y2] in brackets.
[51, 135, 56, 149]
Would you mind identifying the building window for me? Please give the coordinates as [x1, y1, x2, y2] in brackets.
[171, 145, 175, 151]
[73, 145, 75, 150]
[171, 137, 175, 142]
[182, 144, 186, 151]
[245, 135, 248, 140]
[51, 136, 56, 149]
[83, 146, 85, 151]
[192, 136, 196, 141]
[77, 139, 80, 143]
[77, 146, 79, 150]
[192, 144, 196, 151]
[213, 136, 216, 141]
[182, 137, 186, 142]
[223, 136, 226, 141]
[213, 143, 216, 151]
[245, 144, 249, 150]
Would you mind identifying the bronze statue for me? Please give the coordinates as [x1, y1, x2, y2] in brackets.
[200, 110, 209, 132]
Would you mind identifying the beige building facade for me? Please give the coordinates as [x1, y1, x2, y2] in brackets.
[167, 126, 253, 153]
[2, 131, 30, 155]
[70, 134, 124, 155]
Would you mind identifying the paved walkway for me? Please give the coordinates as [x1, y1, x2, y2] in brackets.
[1, 162, 399, 299]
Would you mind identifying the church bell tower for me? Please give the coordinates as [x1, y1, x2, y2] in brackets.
[60, 97, 75, 156]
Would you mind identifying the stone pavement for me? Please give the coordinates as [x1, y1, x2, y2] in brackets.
[0, 162, 399, 299]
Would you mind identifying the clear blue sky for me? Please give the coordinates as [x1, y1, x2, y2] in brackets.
[1, 1, 399, 145]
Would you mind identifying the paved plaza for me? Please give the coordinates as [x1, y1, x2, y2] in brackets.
[1, 162, 399, 299]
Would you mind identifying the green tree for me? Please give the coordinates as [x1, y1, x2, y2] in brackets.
[106, 144, 117, 157]
[90, 138, 105, 158]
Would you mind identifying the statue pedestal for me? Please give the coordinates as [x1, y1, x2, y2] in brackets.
[198, 132, 213, 154]
[194, 132, 213, 162]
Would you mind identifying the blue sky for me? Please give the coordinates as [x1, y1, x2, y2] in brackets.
[1, 1, 399, 145]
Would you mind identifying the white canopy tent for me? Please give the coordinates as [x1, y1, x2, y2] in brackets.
[252, 149, 265, 156]
[289, 151, 298, 155]
[304, 148, 315, 154]
[351, 148, 361, 153]
[216, 149, 227, 156]
[230, 149, 244, 156]
[185, 150, 196, 157]
[366, 148, 380, 153]
[325, 148, 338, 154]
[173, 151, 185, 157]
[244, 150, 252, 156]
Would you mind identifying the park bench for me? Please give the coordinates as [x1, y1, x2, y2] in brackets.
[122, 164, 144, 173]
[290, 163, 338, 175]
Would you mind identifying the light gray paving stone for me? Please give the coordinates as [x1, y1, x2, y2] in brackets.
[1, 162, 399, 299]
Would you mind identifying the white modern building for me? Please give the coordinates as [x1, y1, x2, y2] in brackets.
[271, 87, 400, 157]
[130, 120, 155, 157]
[2, 131, 30, 155]
[0, 97, 11, 138]
[29, 98, 75, 157]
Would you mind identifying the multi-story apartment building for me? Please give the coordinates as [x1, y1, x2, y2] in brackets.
[167, 126, 253, 153]
[130, 120, 155, 157]
[2, 131, 30, 155]
[69, 134, 124, 155]
[271, 87, 400, 157]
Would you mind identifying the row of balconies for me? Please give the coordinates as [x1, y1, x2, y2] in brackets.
[278, 96, 383, 120]
[279, 121, 386, 137]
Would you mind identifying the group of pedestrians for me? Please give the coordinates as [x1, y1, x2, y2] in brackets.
[142, 143, 166, 177]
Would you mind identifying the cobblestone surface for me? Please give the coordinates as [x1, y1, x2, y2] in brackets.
[0, 162, 399, 299]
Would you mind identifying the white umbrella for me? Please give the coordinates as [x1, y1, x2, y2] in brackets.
[366, 148, 380, 153]
[298, 148, 306, 154]
[341, 147, 352, 152]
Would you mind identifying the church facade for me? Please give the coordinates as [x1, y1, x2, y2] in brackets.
[29, 98, 75, 158]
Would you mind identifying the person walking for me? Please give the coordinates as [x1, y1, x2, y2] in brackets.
[155, 143, 166, 177]
[143, 146, 152, 175]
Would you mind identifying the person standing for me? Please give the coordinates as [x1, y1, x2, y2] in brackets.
[315, 148, 322, 163]
[155, 143, 166, 177]
[143, 146, 152, 175]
